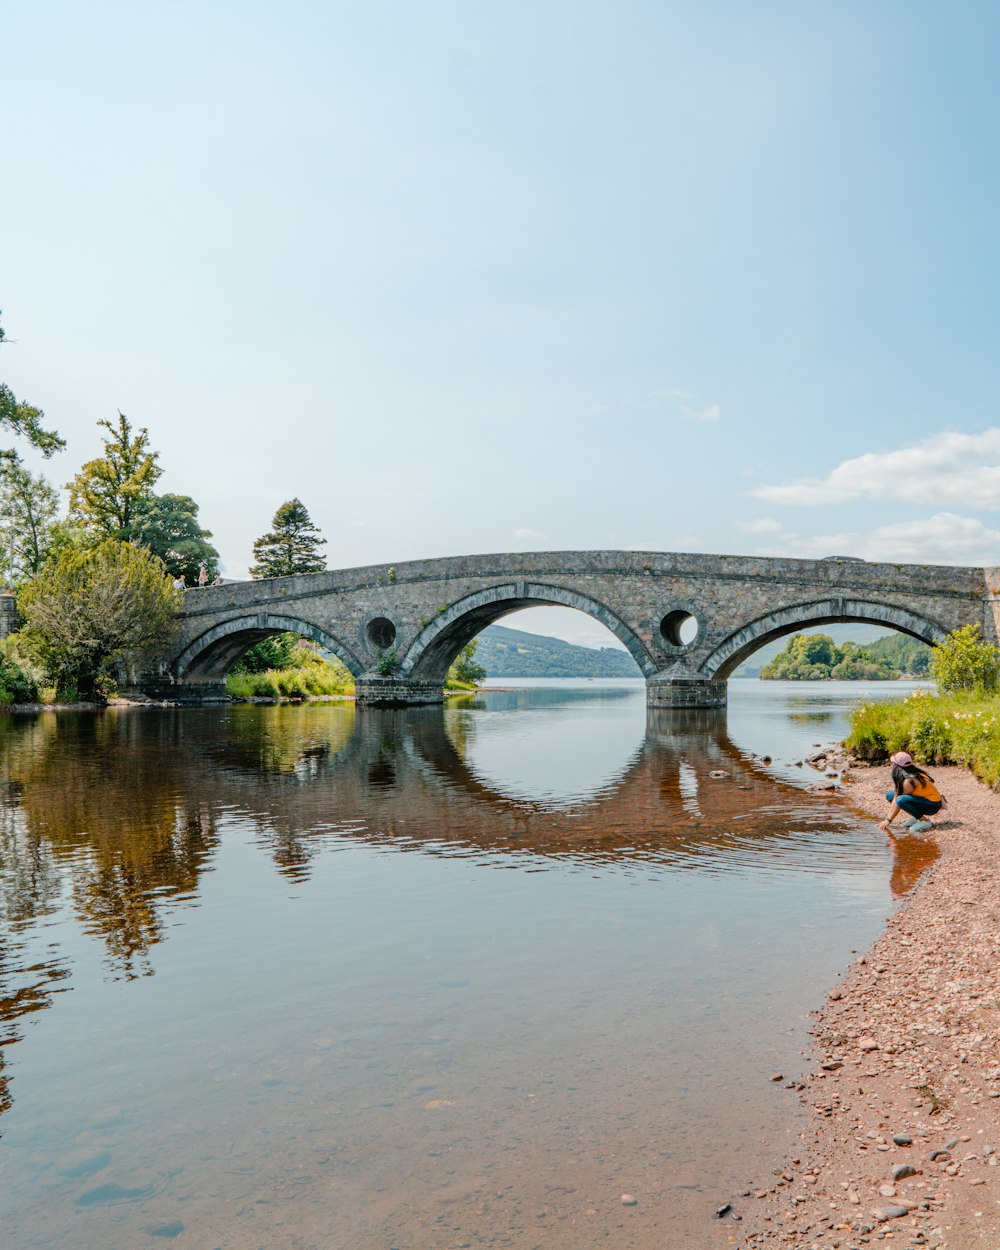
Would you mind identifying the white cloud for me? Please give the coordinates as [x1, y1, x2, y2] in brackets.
[767, 512, 1000, 565]
[735, 517, 782, 534]
[753, 428, 1000, 508]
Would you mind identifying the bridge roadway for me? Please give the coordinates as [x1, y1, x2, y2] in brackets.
[126, 550, 1000, 707]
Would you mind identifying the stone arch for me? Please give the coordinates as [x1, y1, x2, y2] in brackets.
[700, 597, 948, 681]
[174, 613, 365, 681]
[400, 581, 657, 681]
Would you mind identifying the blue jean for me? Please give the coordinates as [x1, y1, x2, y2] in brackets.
[885, 789, 941, 818]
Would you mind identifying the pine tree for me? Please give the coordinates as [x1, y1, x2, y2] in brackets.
[250, 498, 327, 578]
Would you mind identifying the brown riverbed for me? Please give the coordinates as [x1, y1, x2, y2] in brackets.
[734, 761, 1000, 1250]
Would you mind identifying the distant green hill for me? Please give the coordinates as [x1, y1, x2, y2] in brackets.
[476, 625, 641, 678]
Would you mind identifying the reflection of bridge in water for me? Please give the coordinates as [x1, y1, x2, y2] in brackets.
[230, 705, 852, 873]
[0, 698, 903, 1125]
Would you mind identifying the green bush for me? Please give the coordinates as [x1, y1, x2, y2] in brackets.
[226, 649, 353, 700]
[845, 688, 1000, 788]
[0, 636, 42, 704]
[930, 623, 1000, 694]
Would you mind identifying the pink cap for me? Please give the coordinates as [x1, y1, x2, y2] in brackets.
[890, 751, 914, 766]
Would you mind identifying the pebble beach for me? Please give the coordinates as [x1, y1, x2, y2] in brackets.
[731, 761, 1000, 1250]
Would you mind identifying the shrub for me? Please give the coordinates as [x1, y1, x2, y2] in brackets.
[226, 649, 353, 700]
[930, 624, 1000, 694]
[0, 636, 43, 704]
[844, 688, 1000, 788]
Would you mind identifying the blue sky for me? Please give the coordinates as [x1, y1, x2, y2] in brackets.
[4, 3, 1000, 645]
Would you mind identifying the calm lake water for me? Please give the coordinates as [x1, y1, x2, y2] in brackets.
[0, 679, 926, 1249]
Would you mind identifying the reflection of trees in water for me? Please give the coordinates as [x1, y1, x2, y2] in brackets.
[207, 704, 355, 778]
[0, 712, 220, 978]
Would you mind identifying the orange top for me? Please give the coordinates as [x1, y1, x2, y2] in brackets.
[908, 773, 942, 803]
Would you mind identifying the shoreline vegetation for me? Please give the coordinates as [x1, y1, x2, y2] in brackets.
[758, 631, 931, 681]
[844, 625, 1000, 788]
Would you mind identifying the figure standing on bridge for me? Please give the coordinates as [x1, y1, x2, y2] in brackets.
[198, 563, 208, 587]
[878, 751, 944, 834]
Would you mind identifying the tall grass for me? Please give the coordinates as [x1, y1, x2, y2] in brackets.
[845, 688, 1000, 788]
[227, 655, 354, 700]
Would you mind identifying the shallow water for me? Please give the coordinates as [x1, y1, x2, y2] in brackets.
[0, 680, 923, 1247]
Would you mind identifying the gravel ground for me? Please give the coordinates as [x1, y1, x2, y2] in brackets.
[730, 758, 1000, 1250]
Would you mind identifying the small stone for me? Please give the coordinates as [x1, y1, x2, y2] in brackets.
[715, 1203, 732, 1218]
[620, 1194, 637, 1206]
[891, 1164, 916, 1181]
[847, 1191, 861, 1204]
[770, 1073, 784, 1082]
[828, 990, 843, 1001]
[892, 1134, 913, 1147]
[709, 770, 727, 778]
[879, 1185, 897, 1197]
[872, 1203, 909, 1222]
[858, 1037, 878, 1052]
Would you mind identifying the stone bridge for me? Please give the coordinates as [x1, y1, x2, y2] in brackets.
[128, 550, 1000, 707]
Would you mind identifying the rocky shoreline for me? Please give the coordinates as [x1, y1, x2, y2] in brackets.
[730, 759, 1000, 1250]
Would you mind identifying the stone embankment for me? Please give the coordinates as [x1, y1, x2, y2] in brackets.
[731, 761, 1000, 1250]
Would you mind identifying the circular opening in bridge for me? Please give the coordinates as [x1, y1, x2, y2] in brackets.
[365, 616, 397, 651]
[660, 610, 698, 647]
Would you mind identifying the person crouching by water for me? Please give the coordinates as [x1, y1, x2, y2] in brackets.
[878, 751, 944, 834]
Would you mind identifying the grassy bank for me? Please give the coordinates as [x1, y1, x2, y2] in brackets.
[227, 654, 354, 700]
[845, 688, 1000, 788]
[225, 661, 481, 701]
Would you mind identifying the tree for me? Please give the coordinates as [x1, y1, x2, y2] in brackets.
[66, 412, 162, 540]
[232, 632, 298, 674]
[17, 539, 181, 699]
[760, 633, 841, 680]
[250, 498, 327, 578]
[0, 313, 65, 461]
[930, 624, 1000, 695]
[0, 454, 59, 583]
[131, 492, 220, 585]
[448, 638, 487, 686]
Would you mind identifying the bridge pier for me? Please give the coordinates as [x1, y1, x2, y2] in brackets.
[645, 673, 727, 710]
[354, 675, 445, 707]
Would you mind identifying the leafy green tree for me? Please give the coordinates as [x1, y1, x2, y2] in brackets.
[0, 313, 65, 461]
[250, 498, 327, 578]
[17, 539, 181, 699]
[132, 492, 219, 584]
[760, 633, 841, 680]
[232, 632, 298, 674]
[66, 412, 162, 540]
[0, 454, 59, 583]
[829, 654, 895, 680]
[862, 633, 931, 676]
[930, 624, 1000, 694]
[448, 638, 487, 686]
